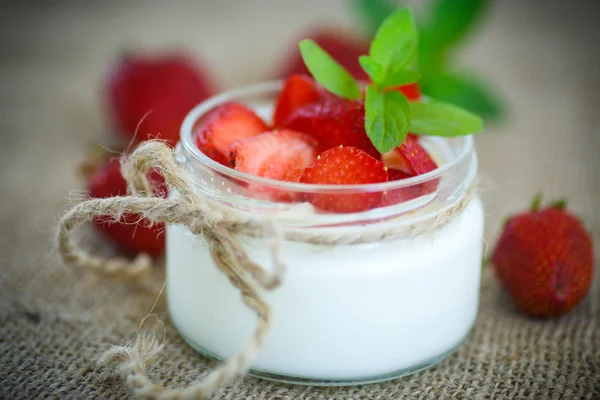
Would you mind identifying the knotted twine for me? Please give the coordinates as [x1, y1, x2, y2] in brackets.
[56, 140, 475, 399]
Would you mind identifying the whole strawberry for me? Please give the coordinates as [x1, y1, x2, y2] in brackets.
[106, 53, 216, 147]
[88, 157, 167, 257]
[492, 195, 594, 317]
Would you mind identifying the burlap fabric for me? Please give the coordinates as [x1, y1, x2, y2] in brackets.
[1, 1, 599, 399]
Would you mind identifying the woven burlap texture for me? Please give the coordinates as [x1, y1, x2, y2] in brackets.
[1, 1, 600, 398]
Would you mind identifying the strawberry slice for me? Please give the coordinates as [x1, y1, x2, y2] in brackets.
[299, 146, 388, 213]
[231, 130, 318, 182]
[194, 102, 268, 165]
[273, 74, 330, 127]
[392, 83, 421, 101]
[381, 135, 437, 175]
[282, 99, 379, 158]
[382, 135, 439, 205]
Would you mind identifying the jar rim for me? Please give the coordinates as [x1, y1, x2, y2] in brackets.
[179, 80, 475, 193]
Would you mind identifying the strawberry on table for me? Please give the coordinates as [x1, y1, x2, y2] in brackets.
[88, 157, 167, 257]
[492, 196, 594, 317]
[282, 99, 380, 158]
[194, 102, 269, 165]
[393, 83, 421, 101]
[299, 146, 388, 213]
[106, 53, 216, 146]
[273, 74, 331, 127]
[230, 130, 318, 182]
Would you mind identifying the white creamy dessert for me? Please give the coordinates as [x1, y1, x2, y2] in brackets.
[167, 197, 483, 380]
[166, 94, 484, 383]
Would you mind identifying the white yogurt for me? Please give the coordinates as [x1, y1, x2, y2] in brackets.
[166, 196, 484, 380]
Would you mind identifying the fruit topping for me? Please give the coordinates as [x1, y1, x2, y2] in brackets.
[230, 130, 318, 182]
[194, 102, 269, 165]
[273, 74, 331, 127]
[282, 99, 379, 158]
[299, 146, 388, 213]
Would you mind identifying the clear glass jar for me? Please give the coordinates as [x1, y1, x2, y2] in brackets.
[166, 81, 484, 385]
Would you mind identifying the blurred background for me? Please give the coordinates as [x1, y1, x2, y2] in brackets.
[0, 0, 598, 247]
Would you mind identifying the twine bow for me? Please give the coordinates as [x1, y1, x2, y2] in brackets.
[56, 140, 474, 399]
[57, 141, 284, 399]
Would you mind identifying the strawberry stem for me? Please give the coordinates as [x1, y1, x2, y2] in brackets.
[549, 198, 568, 210]
[530, 193, 543, 212]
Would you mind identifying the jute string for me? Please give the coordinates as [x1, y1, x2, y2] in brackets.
[55, 141, 474, 399]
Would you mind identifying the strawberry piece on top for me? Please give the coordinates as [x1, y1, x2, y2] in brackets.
[195, 102, 269, 165]
[299, 146, 388, 213]
[230, 129, 318, 182]
[282, 99, 380, 158]
[273, 74, 330, 127]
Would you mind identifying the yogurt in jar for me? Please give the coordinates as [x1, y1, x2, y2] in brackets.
[166, 83, 484, 384]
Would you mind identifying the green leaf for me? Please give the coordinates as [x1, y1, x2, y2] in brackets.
[351, 0, 397, 38]
[380, 68, 420, 88]
[358, 55, 384, 84]
[420, 73, 503, 120]
[365, 85, 410, 153]
[426, 0, 488, 51]
[369, 8, 418, 78]
[409, 100, 483, 136]
[299, 39, 361, 100]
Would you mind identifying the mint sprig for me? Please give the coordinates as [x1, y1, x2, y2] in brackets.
[299, 7, 483, 154]
[353, 0, 503, 121]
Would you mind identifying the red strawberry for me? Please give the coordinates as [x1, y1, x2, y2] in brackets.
[299, 146, 388, 213]
[381, 135, 438, 205]
[276, 29, 369, 81]
[273, 75, 331, 127]
[88, 158, 167, 257]
[195, 102, 269, 165]
[393, 83, 421, 101]
[492, 196, 594, 317]
[230, 130, 318, 182]
[381, 135, 437, 175]
[283, 99, 379, 158]
[106, 53, 216, 146]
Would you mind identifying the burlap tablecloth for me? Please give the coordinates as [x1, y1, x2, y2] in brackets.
[1, 1, 599, 398]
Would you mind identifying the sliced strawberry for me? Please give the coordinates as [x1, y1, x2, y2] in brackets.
[88, 158, 167, 257]
[282, 99, 379, 158]
[273, 74, 331, 127]
[299, 146, 388, 213]
[194, 102, 268, 165]
[231, 130, 318, 182]
[381, 135, 437, 175]
[392, 83, 421, 101]
[381, 135, 439, 206]
[387, 169, 414, 181]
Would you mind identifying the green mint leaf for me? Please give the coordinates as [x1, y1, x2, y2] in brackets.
[369, 8, 418, 80]
[299, 39, 361, 100]
[409, 100, 483, 136]
[427, 0, 488, 52]
[420, 73, 503, 120]
[365, 85, 410, 153]
[350, 0, 397, 38]
[380, 68, 420, 89]
[358, 55, 384, 84]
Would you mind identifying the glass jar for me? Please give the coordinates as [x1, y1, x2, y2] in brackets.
[166, 81, 484, 385]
